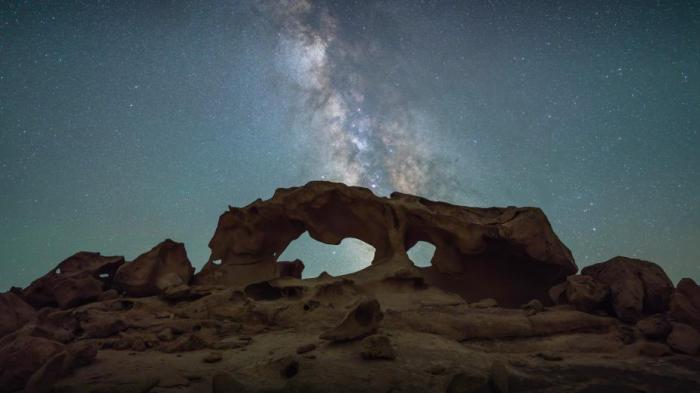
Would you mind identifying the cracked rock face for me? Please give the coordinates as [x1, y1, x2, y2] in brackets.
[196, 181, 576, 306]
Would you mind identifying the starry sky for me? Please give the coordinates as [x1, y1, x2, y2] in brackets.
[1, 1, 699, 291]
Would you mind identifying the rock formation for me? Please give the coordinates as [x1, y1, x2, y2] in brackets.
[0, 181, 698, 393]
[196, 181, 576, 306]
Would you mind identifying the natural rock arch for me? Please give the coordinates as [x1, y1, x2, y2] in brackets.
[195, 181, 577, 305]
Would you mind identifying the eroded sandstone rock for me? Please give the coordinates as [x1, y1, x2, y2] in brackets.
[581, 257, 673, 322]
[667, 322, 700, 355]
[564, 275, 609, 312]
[320, 297, 383, 341]
[670, 277, 700, 330]
[278, 259, 305, 279]
[22, 252, 125, 309]
[114, 239, 194, 297]
[196, 181, 576, 305]
[0, 292, 36, 338]
[0, 336, 64, 393]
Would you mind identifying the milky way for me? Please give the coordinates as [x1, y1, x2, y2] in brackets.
[272, 0, 447, 197]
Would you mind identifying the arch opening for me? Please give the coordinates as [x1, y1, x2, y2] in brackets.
[276, 232, 376, 279]
[406, 241, 437, 268]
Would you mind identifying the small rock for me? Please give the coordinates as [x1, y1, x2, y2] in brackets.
[446, 371, 492, 393]
[470, 298, 498, 309]
[156, 328, 175, 342]
[360, 335, 396, 360]
[521, 299, 544, 316]
[635, 314, 672, 340]
[320, 297, 383, 342]
[296, 343, 317, 354]
[155, 311, 173, 319]
[667, 322, 700, 355]
[203, 352, 223, 363]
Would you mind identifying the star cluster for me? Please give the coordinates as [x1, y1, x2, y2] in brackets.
[0, 1, 698, 289]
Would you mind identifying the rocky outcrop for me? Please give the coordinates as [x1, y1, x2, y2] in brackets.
[0, 292, 36, 338]
[196, 181, 576, 305]
[278, 259, 305, 279]
[581, 256, 674, 322]
[0, 336, 64, 393]
[0, 181, 697, 393]
[21, 252, 125, 309]
[670, 277, 700, 330]
[114, 239, 194, 297]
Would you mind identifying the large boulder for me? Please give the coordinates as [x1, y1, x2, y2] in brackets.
[581, 257, 673, 322]
[670, 278, 700, 330]
[21, 252, 125, 309]
[0, 292, 36, 338]
[195, 181, 576, 306]
[114, 239, 194, 297]
[0, 336, 64, 393]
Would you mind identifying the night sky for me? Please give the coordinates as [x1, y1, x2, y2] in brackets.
[1, 1, 699, 291]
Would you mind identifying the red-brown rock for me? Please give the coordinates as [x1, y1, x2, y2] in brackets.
[581, 257, 673, 322]
[114, 239, 194, 297]
[564, 275, 609, 312]
[278, 259, 305, 279]
[0, 336, 64, 393]
[196, 181, 576, 306]
[670, 278, 700, 330]
[21, 252, 125, 309]
[0, 292, 36, 338]
[667, 322, 700, 355]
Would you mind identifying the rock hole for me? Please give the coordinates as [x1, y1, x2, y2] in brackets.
[407, 241, 437, 268]
[245, 282, 283, 301]
[276, 232, 375, 278]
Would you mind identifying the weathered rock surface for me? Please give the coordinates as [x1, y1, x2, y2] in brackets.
[670, 277, 700, 330]
[320, 297, 383, 341]
[278, 259, 305, 279]
[0, 292, 36, 338]
[667, 322, 700, 355]
[196, 181, 576, 305]
[0, 336, 64, 393]
[581, 256, 674, 322]
[21, 252, 125, 309]
[114, 239, 194, 297]
[635, 314, 672, 340]
[564, 274, 609, 312]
